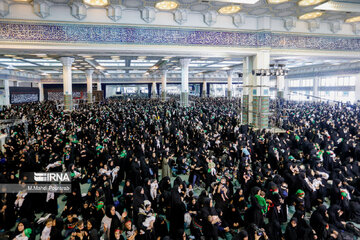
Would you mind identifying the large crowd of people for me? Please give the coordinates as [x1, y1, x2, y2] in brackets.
[0, 97, 360, 240]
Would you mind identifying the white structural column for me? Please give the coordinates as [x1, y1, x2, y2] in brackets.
[284, 76, 289, 101]
[136, 86, 141, 95]
[202, 80, 207, 98]
[242, 57, 252, 125]
[151, 81, 157, 98]
[86, 69, 94, 103]
[227, 70, 233, 99]
[161, 70, 167, 101]
[355, 74, 360, 104]
[180, 58, 191, 107]
[4, 80, 10, 106]
[252, 50, 270, 129]
[39, 82, 44, 102]
[97, 74, 102, 91]
[313, 77, 320, 102]
[276, 75, 285, 99]
[59, 57, 75, 110]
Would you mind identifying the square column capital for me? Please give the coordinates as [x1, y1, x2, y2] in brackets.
[85, 69, 94, 78]
[180, 58, 191, 68]
[59, 57, 75, 67]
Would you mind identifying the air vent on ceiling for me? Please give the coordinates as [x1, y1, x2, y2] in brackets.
[315, 0, 360, 13]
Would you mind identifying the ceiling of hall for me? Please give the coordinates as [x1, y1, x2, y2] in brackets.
[7, 0, 360, 22]
[0, 53, 357, 77]
[137, 0, 352, 19]
[0, 54, 244, 76]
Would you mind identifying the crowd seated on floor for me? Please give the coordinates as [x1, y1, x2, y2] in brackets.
[0, 97, 360, 240]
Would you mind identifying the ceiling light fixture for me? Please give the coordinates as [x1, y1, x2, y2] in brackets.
[155, 1, 178, 11]
[298, 0, 326, 7]
[218, 5, 241, 14]
[267, 0, 289, 4]
[298, 11, 323, 20]
[345, 16, 360, 23]
[83, 0, 109, 6]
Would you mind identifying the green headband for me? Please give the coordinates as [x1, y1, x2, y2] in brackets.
[341, 191, 347, 198]
[296, 189, 305, 196]
[97, 201, 104, 210]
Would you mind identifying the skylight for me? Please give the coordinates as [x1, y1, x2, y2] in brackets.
[39, 63, 63, 67]
[99, 63, 126, 67]
[129, 70, 147, 73]
[207, 64, 233, 67]
[97, 60, 126, 63]
[2, 62, 36, 66]
[131, 63, 155, 67]
[25, 59, 59, 62]
[131, 60, 158, 63]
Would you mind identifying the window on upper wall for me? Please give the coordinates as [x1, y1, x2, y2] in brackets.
[302, 79, 313, 87]
[290, 79, 300, 87]
[349, 76, 356, 85]
[319, 75, 356, 86]
[338, 77, 344, 86]
[289, 90, 313, 101]
[329, 77, 338, 86]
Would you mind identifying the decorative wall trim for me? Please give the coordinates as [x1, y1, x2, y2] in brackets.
[0, 21, 360, 51]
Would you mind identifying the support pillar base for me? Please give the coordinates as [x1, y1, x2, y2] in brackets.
[227, 90, 232, 99]
[151, 92, 157, 98]
[161, 91, 167, 101]
[181, 92, 189, 107]
[242, 95, 249, 125]
[202, 90, 207, 98]
[87, 92, 93, 103]
[252, 96, 269, 129]
[64, 94, 73, 110]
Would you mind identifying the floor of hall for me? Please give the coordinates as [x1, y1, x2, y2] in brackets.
[4, 169, 356, 240]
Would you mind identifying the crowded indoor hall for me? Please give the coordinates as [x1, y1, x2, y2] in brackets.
[0, 0, 360, 239]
